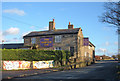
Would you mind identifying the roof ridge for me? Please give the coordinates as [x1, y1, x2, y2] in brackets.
[31, 28, 80, 32]
[23, 28, 80, 38]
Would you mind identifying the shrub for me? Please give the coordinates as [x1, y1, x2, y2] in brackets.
[2, 49, 70, 66]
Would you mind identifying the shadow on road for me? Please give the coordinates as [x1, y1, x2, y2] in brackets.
[2, 79, 106, 81]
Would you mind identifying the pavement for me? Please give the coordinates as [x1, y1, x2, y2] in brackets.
[2, 68, 60, 79]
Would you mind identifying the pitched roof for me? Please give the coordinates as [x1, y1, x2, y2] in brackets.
[23, 28, 80, 38]
[89, 41, 95, 47]
[0, 43, 24, 49]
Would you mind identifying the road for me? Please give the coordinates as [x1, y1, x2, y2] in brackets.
[13, 61, 119, 81]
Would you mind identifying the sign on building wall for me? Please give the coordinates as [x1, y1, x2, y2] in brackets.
[40, 38, 53, 47]
[3, 61, 31, 70]
[83, 38, 89, 46]
[33, 60, 54, 69]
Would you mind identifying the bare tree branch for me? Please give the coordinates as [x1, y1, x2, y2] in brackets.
[99, 1, 120, 28]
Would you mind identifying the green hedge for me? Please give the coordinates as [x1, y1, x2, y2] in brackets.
[2, 49, 70, 66]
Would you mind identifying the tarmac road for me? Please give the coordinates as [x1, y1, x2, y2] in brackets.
[14, 61, 119, 81]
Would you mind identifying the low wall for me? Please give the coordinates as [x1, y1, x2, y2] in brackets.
[2, 60, 54, 70]
[2, 60, 93, 70]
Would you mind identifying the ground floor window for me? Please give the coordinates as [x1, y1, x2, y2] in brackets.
[70, 47, 74, 56]
[55, 47, 62, 50]
[85, 52, 87, 57]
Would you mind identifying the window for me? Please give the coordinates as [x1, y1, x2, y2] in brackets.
[24, 38, 29, 44]
[89, 46, 90, 49]
[78, 37, 80, 43]
[70, 47, 74, 56]
[55, 47, 62, 50]
[89, 54, 91, 57]
[85, 52, 87, 57]
[55, 35, 62, 43]
[31, 37, 36, 44]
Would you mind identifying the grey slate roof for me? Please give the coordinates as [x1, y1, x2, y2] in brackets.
[0, 43, 24, 49]
[23, 28, 80, 38]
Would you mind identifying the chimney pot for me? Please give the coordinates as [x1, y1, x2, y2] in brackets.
[69, 22, 71, 25]
[49, 19, 55, 31]
[53, 19, 54, 22]
[68, 22, 74, 29]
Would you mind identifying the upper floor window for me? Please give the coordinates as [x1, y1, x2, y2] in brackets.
[55, 35, 61, 43]
[85, 52, 87, 57]
[24, 38, 29, 44]
[31, 37, 36, 44]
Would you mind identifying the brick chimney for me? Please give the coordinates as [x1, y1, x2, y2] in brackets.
[68, 22, 74, 29]
[49, 19, 55, 31]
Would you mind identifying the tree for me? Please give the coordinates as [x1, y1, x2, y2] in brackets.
[99, 1, 120, 33]
[99, 1, 120, 62]
[112, 55, 117, 59]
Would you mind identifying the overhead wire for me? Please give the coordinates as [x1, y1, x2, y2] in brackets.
[2, 16, 40, 28]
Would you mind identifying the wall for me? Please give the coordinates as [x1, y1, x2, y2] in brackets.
[76, 28, 84, 62]
[2, 60, 54, 70]
[24, 34, 78, 59]
[24, 29, 95, 64]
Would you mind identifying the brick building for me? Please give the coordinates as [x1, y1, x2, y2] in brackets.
[23, 19, 95, 63]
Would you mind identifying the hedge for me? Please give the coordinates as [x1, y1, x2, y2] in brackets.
[1, 49, 70, 66]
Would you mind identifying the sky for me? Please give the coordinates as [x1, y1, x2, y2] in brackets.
[1, 2, 118, 56]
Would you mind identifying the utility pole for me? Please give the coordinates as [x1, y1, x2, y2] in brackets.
[118, 27, 120, 62]
[104, 50, 106, 56]
[2, 40, 4, 49]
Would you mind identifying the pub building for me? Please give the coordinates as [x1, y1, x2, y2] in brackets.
[23, 19, 95, 63]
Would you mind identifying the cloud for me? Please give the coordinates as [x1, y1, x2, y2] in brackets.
[22, 31, 31, 37]
[105, 41, 109, 46]
[3, 8, 25, 16]
[3, 27, 20, 36]
[60, 8, 66, 11]
[114, 41, 118, 45]
[96, 48, 107, 53]
[40, 26, 49, 31]
[103, 27, 111, 31]
[0, 28, 20, 43]
[30, 26, 35, 29]
[107, 51, 118, 56]
[5, 38, 22, 42]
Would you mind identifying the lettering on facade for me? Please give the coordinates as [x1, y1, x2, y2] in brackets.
[40, 38, 53, 47]
[83, 38, 89, 46]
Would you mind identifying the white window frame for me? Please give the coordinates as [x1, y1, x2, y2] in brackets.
[89, 54, 91, 57]
[85, 52, 87, 57]
[89, 46, 90, 49]
[55, 35, 62, 43]
[31, 37, 36, 44]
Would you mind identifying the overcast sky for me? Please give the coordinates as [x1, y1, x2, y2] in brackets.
[1, 2, 118, 56]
